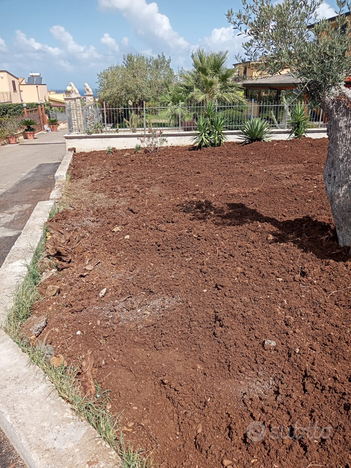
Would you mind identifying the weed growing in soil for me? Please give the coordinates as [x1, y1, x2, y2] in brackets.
[4, 228, 152, 468]
[106, 146, 114, 155]
[48, 202, 60, 220]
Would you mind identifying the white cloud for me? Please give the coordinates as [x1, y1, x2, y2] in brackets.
[0, 37, 7, 51]
[101, 33, 119, 52]
[98, 0, 190, 52]
[198, 27, 245, 61]
[50, 25, 101, 60]
[58, 59, 72, 71]
[315, 2, 336, 19]
[15, 30, 62, 56]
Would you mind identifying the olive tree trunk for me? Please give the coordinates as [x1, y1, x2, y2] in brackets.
[322, 87, 351, 247]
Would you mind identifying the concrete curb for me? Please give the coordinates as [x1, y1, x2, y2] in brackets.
[55, 151, 74, 183]
[49, 151, 74, 202]
[0, 200, 54, 325]
[0, 152, 121, 467]
[64, 128, 328, 152]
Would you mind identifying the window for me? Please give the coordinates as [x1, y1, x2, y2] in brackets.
[12, 80, 17, 92]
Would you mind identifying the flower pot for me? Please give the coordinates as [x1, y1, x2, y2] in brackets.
[50, 125, 58, 132]
[25, 131, 35, 140]
[7, 135, 17, 144]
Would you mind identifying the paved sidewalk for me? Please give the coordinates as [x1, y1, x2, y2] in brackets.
[0, 130, 65, 465]
[0, 130, 65, 266]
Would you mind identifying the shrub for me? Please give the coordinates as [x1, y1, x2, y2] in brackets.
[239, 117, 271, 144]
[21, 119, 37, 132]
[193, 102, 227, 149]
[0, 102, 51, 118]
[48, 118, 58, 126]
[138, 128, 167, 153]
[124, 112, 141, 132]
[1, 117, 22, 136]
[289, 103, 310, 139]
[211, 114, 227, 147]
[193, 116, 212, 148]
[87, 122, 103, 134]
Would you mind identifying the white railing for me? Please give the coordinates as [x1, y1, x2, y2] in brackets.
[0, 92, 11, 103]
[67, 100, 327, 134]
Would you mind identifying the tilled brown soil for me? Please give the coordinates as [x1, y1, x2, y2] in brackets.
[28, 139, 351, 467]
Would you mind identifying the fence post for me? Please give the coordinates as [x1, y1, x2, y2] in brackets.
[251, 99, 254, 120]
[103, 101, 107, 132]
[143, 101, 146, 131]
[43, 105, 48, 125]
[179, 101, 181, 131]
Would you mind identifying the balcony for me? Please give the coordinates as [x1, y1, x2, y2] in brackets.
[0, 92, 11, 103]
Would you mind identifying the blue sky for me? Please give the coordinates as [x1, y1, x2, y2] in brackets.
[0, 0, 338, 91]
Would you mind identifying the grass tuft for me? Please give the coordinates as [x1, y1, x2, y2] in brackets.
[4, 226, 153, 468]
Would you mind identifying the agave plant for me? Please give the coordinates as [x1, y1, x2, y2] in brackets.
[193, 116, 212, 149]
[211, 114, 227, 147]
[239, 118, 271, 144]
[289, 103, 310, 139]
[193, 102, 228, 149]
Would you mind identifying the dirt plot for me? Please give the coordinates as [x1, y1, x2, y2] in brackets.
[28, 139, 351, 467]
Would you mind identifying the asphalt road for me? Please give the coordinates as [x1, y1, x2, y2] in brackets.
[0, 130, 65, 267]
[0, 129, 66, 464]
[0, 427, 25, 468]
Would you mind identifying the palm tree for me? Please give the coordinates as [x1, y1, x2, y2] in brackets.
[180, 49, 245, 104]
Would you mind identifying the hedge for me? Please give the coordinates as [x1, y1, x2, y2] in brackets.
[0, 102, 52, 118]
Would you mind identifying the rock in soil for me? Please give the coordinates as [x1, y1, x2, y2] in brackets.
[264, 339, 277, 348]
[46, 285, 60, 297]
[21, 315, 47, 338]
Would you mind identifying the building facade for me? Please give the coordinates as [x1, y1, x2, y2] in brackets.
[0, 71, 48, 104]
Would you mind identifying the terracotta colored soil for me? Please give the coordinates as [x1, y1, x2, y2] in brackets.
[29, 139, 351, 467]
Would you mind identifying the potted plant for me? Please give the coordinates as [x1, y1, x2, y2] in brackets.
[21, 119, 37, 139]
[3, 117, 21, 144]
[48, 118, 59, 132]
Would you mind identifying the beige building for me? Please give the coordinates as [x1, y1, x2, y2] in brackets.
[0, 71, 48, 104]
[0, 71, 21, 103]
[233, 61, 290, 80]
[47, 91, 66, 108]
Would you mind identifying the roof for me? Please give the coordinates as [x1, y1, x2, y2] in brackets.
[0, 70, 19, 80]
[48, 94, 65, 104]
[308, 10, 350, 29]
[240, 73, 302, 88]
[233, 60, 259, 67]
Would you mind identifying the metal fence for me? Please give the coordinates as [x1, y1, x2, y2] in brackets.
[49, 110, 67, 122]
[67, 100, 327, 134]
[0, 106, 47, 138]
[23, 106, 46, 133]
[0, 115, 23, 139]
